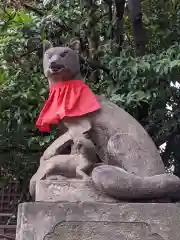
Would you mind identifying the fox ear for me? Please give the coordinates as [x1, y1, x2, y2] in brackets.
[43, 40, 53, 53]
[69, 38, 80, 52]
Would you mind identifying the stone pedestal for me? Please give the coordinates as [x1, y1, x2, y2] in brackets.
[36, 179, 117, 203]
[16, 179, 180, 240]
[16, 202, 180, 240]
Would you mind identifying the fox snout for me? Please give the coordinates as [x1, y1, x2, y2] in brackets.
[50, 62, 64, 70]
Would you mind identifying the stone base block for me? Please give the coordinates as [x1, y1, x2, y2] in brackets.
[36, 179, 117, 203]
[16, 202, 180, 240]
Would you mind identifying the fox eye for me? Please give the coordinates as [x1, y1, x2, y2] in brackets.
[60, 51, 69, 57]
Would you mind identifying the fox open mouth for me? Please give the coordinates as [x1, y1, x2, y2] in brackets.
[50, 66, 66, 74]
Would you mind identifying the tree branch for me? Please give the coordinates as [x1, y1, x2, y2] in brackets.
[22, 3, 44, 16]
[23, 3, 70, 32]
[79, 55, 110, 74]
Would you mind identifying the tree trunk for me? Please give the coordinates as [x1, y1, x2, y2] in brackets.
[84, 0, 100, 83]
[127, 0, 146, 53]
[114, 0, 126, 51]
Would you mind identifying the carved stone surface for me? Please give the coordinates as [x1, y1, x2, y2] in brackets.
[43, 222, 162, 240]
[36, 180, 117, 203]
[16, 202, 180, 240]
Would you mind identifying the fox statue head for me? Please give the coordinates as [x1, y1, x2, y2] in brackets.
[42, 40, 82, 85]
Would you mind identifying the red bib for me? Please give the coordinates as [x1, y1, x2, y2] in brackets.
[36, 80, 101, 132]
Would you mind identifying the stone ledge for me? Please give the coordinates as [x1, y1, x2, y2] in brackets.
[36, 179, 117, 203]
[16, 202, 180, 240]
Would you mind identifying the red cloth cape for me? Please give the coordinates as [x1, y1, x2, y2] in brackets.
[36, 80, 101, 132]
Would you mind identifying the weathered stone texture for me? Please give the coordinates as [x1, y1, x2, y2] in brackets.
[16, 202, 180, 240]
[36, 179, 117, 203]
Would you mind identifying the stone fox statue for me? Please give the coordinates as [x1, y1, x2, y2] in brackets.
[29, 137, 98, 197]
[33, 40, 180, 201]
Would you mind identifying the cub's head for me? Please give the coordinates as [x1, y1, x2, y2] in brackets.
[43, 40, 81, 83]
[72, 137, 99, 163]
